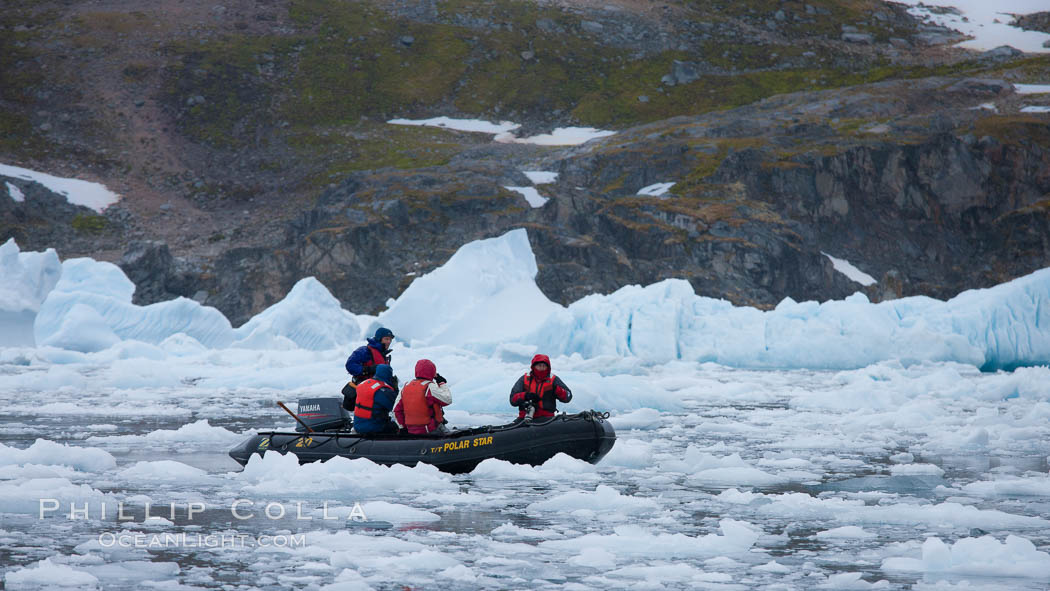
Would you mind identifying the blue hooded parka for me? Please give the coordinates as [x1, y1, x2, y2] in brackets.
[345, 328, 394, 379]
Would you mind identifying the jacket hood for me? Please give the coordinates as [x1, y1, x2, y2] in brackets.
[530, 354, 551, 379]
[415, 359, 437, 380]
[366, 337, 386, 351]
[374, 364, 394, 385]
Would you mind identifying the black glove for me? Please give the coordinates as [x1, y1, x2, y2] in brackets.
[362, 365, 376, 378]
[524, 392, 540, 404]
[434, 373, 446, 385]
[390, 375, 399, 390]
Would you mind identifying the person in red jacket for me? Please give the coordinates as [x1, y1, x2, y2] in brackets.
[394, 359, 452, 435]
[509, 354, 572, 420]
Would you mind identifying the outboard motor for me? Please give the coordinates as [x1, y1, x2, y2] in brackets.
[293, 398, 351, 432]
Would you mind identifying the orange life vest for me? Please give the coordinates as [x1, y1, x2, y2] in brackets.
[401, 379, 444, 429]
[523, 373, 558, 413]
[354, 378, 385, 420]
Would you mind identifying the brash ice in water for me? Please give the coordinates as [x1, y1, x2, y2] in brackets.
[2, 230, 1050, 589]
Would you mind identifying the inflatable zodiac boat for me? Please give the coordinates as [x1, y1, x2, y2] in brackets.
[228, 397, 617, 474]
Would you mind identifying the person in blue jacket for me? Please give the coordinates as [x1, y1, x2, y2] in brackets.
[352, 364, 399, 435]
[345, 327, 394, 383]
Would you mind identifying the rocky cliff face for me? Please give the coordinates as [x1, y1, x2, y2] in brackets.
[2, 0, 1050, 324]
[87, 76, 1050, 325]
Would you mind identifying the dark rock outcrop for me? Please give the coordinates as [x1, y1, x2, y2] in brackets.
[107, 76, 1050, 325]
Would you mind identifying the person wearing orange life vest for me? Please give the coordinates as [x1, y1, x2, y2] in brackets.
[345, 328, 394, 383]
[509, 354, 572, 420]
[393, 359, 452, 435]
[352, 364, 399, 434]
[342, 327, 395, 412]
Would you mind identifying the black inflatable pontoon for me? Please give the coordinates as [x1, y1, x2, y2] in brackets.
[228, 398, 616, 474]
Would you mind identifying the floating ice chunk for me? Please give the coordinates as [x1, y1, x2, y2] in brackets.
[527, 484, 659, 515]
[0, 464, 78, 480]
[882, 535, 1050, 578]
[601, 438, 654, 469]
[387, 116, 520, 135]
[606, 563, 724, 584]
[0, 477, 109, 515]
[818, 572, 890, 589]
[237, 453, 456, 496]
[822, 252, 877, 286]
[320, 569, 374, 591]
[471, 453, 598, 481]
[377, 229, 560, 346]
[609, 408, 662, 430]
[522, 171, 558, 184]
[117, 460, 211, 482]
[637, 182, 675, 196]
[0, 439, 116, 472]
[753, 560, 792, 573]
[3, 558, 100, 588]
[358, 501, 440, 524]
[889, 464, 945, 477]
[816, 526, 877, 540]
[569, 546, 617, 569]
[232, 277, 360, 350]
[1021, 105, 1050, 113]
[690, 466, 786, 486]
[541, 520, 760, 558]
[663, 449, 786, 486]
[144, 420, 244, 445]
[504, 186, 548, 208]
[742, 492, 1049, 529]
[438, 564, 477, 582]
[961, 475, 1050, 497]
[491, 522, 562, 540]
[0, 162, 120, 212]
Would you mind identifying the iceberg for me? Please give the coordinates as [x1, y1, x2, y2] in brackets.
[0, 239, 61, 346]
[526, 270, 1050, 371]
[7, 239, 359, 352]
[232, 277, 360, 350]
[4, 230, 1050, 371]
[375, 228, 560, 347]
[34, 257, 235, 350]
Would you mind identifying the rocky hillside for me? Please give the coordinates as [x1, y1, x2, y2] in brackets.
[2, 0, 1050, 323]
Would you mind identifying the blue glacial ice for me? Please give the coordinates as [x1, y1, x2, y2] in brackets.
[3, 230, 1050, 371]
[527, 271, 1050, 371]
